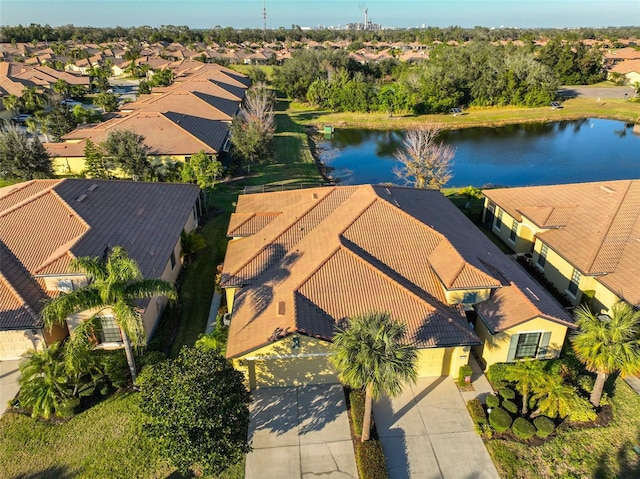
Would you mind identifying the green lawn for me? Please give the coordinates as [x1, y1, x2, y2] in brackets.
[485, 378, 640, 479]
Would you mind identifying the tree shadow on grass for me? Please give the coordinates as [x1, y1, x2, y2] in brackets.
[11, 466, 77, 479]
[593, 433, 640, 479]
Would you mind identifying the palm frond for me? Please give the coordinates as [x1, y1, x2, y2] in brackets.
[112, 300, 146, 349]
[69, 256, 107, 282]
[40, 288, 105, 330]
[125, 278, 177, 301]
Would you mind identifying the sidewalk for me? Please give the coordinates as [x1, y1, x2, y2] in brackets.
[204, 291, 222, 334]
[460, 354, 495, 404]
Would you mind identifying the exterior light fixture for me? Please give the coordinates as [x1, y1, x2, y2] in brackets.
[292, 336, 300, 349]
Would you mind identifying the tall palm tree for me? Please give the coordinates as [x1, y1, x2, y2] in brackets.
[330, 311, 418, 441]
[571, 302, 640, 407]
[41, 246, 177, 384]
[504, 360, 546, 415]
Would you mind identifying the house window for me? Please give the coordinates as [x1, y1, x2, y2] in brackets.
[508, 331, 552, 361]
[99, 317, 121, 343]
[170, 251, 176, 269]
[57, 279, 73, 292]
[567, 269, 581, 296]
[509, 221, 518, 243]
[462, 291, 478, 304]
[494, 209, 503, 230]
[537, 244, 548, 268]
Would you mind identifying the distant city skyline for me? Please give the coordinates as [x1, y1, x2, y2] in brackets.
[1, 0, 639, 30]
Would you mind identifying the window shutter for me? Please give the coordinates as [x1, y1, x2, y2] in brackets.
[507, 334, 519, 361]
[538, 332, 552, 359]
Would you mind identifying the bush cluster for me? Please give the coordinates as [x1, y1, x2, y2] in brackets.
[533, 416, 555, 438]
[486, 363, 511, 385]
[512, 417, 536, 440]
[502, 399, 518, 414]
[486, 394, 500, 409]
[349, 389, 365, 437]
[467, 399, 488, 430]
[355, 439, 389, 479]
[498, 388, 516, 400]
[489, 407, 513, 432]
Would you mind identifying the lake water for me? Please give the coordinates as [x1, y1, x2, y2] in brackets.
[317, 119, 640, 187]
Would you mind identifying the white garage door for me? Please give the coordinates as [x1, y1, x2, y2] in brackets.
[0, 330, 37, 360]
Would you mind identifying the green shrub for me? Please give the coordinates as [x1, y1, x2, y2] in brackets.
[96, 350, 129, 389]
[512, 417, 536, 440]
[533, 416, 555, 438]
[355, 439, 388, 479]
[350, 389, 365, 437]
[489, 407, 513, 432]
[567, 396, 597, 423]
[486, 394, 500, 408]
[502, 399, 518, 414]
[138, 351, 166, 370]
[499, 387, 516, 400]
[487, 363, 512, 384]
[459, 364, 473, 386]
[576, 374, 595, 394]
[466, 399, 487, 433]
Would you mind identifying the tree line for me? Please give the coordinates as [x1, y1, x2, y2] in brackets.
[275, 39, 604, 114]
[2, 23, 639, 47]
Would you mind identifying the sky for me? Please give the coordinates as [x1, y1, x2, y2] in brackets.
[1, 0, 639, 30]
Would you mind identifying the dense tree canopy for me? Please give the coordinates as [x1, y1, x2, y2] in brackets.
[139, 346, 251, 476]
[102, 129, 150, 178]
[0, 126, 52, 180]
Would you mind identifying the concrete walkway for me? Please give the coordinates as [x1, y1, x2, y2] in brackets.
[204, 291, 222, 334]
[245, 384, 357, 479]
[460, 354, 495, 404]
[624, 376, 640, 395]
[373, 376, 500, 479]
[0, 360, 21, 415]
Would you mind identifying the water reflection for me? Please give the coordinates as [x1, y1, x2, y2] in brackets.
[318, 119, 640, 187]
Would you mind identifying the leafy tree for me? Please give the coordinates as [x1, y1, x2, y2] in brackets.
[72, 104, 103, 125]
[330, 311, 418, 442]
[571, 302, 640, 407]
[41, 246, 177, 384]
[83, 139, 111, 178]
[20, 86, 48, 113]
[149, 67, 174, 87]
[94, 92, 119, 112]
[139, 346, 251, 476]
[2, 94, 23, 116]
[394, 124, 455, 189]
[137, 80, 151, 95]
[44, 103, 78, 142]
[503, 360, 546, 415]
[230, 83, 276, 165]
[102, 129, 150, 178]
[0, 126, 52, 180]
[53, 79, 70, 99]
[180, 150, 223, 188]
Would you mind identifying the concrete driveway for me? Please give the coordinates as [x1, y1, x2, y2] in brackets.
[245, 384, 357, 479]
[0, 360, 21, 415]
[373, 376, 500, 479]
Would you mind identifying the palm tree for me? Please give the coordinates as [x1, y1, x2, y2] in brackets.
[503, 360, 546, 415]
[329, 311, 418, 441]
[18, 342, 76, 419]
[529, 373, 580, 419]
[41, 246, 177, 384]
[571, 302, 640, 407]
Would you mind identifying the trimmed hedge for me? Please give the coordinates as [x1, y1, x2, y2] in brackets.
[512, 417, 536, 440]
[486, 394, 500, 409]
[467, 399, 487, 426]
[349, 389, 365, 437]
[459, 364, 473, 386]
[533, 416, 555, 438]
[498, 387, 516, 400]
[502, 399, 518, 414]
[486, 363, 512, 384]
[356, 439, 389, 479]
[489, 407, 513, 432]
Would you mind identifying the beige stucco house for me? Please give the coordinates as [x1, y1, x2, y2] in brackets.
[220, 185, 574, 389]
[483, 179, 640, 314]
[0, 179, 201, 360]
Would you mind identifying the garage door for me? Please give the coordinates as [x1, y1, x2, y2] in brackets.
[248, 356, 338, 389]
[416, 348, 447, 377]
[0, 330, 37, 360]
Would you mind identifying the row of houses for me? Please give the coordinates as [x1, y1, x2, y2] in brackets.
[218, 180, 639, 389]
[44, 62, 250, 175]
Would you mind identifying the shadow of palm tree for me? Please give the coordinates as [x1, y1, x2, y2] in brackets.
[11, 466, 77, 479]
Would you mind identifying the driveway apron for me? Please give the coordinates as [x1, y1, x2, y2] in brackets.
[246, 383, 357, 479]
[0, 360, 21, 416]
[373, 376, 500, 479]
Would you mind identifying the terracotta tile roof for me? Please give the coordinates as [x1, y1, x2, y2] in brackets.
[223, 185, 570, 358]
[123, 90, 239, 120]
[0, 179, 201, 329]
[484, 180, 640, 306]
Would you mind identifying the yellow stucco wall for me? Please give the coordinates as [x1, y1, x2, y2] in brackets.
[52, 154, 192, 176]
[474, 316, 569, 369]
[416, 346, 470, 377]
[445, 288, 492, 305]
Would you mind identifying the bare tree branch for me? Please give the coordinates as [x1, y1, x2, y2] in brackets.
[393, 123, 455, 189]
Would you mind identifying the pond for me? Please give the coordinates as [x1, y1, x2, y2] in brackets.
[317, 119, 640, 187]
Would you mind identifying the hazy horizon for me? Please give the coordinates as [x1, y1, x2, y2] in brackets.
[1, 0, 639, 30]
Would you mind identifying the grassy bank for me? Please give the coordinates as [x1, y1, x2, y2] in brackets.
[289, 96, 640, 131]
